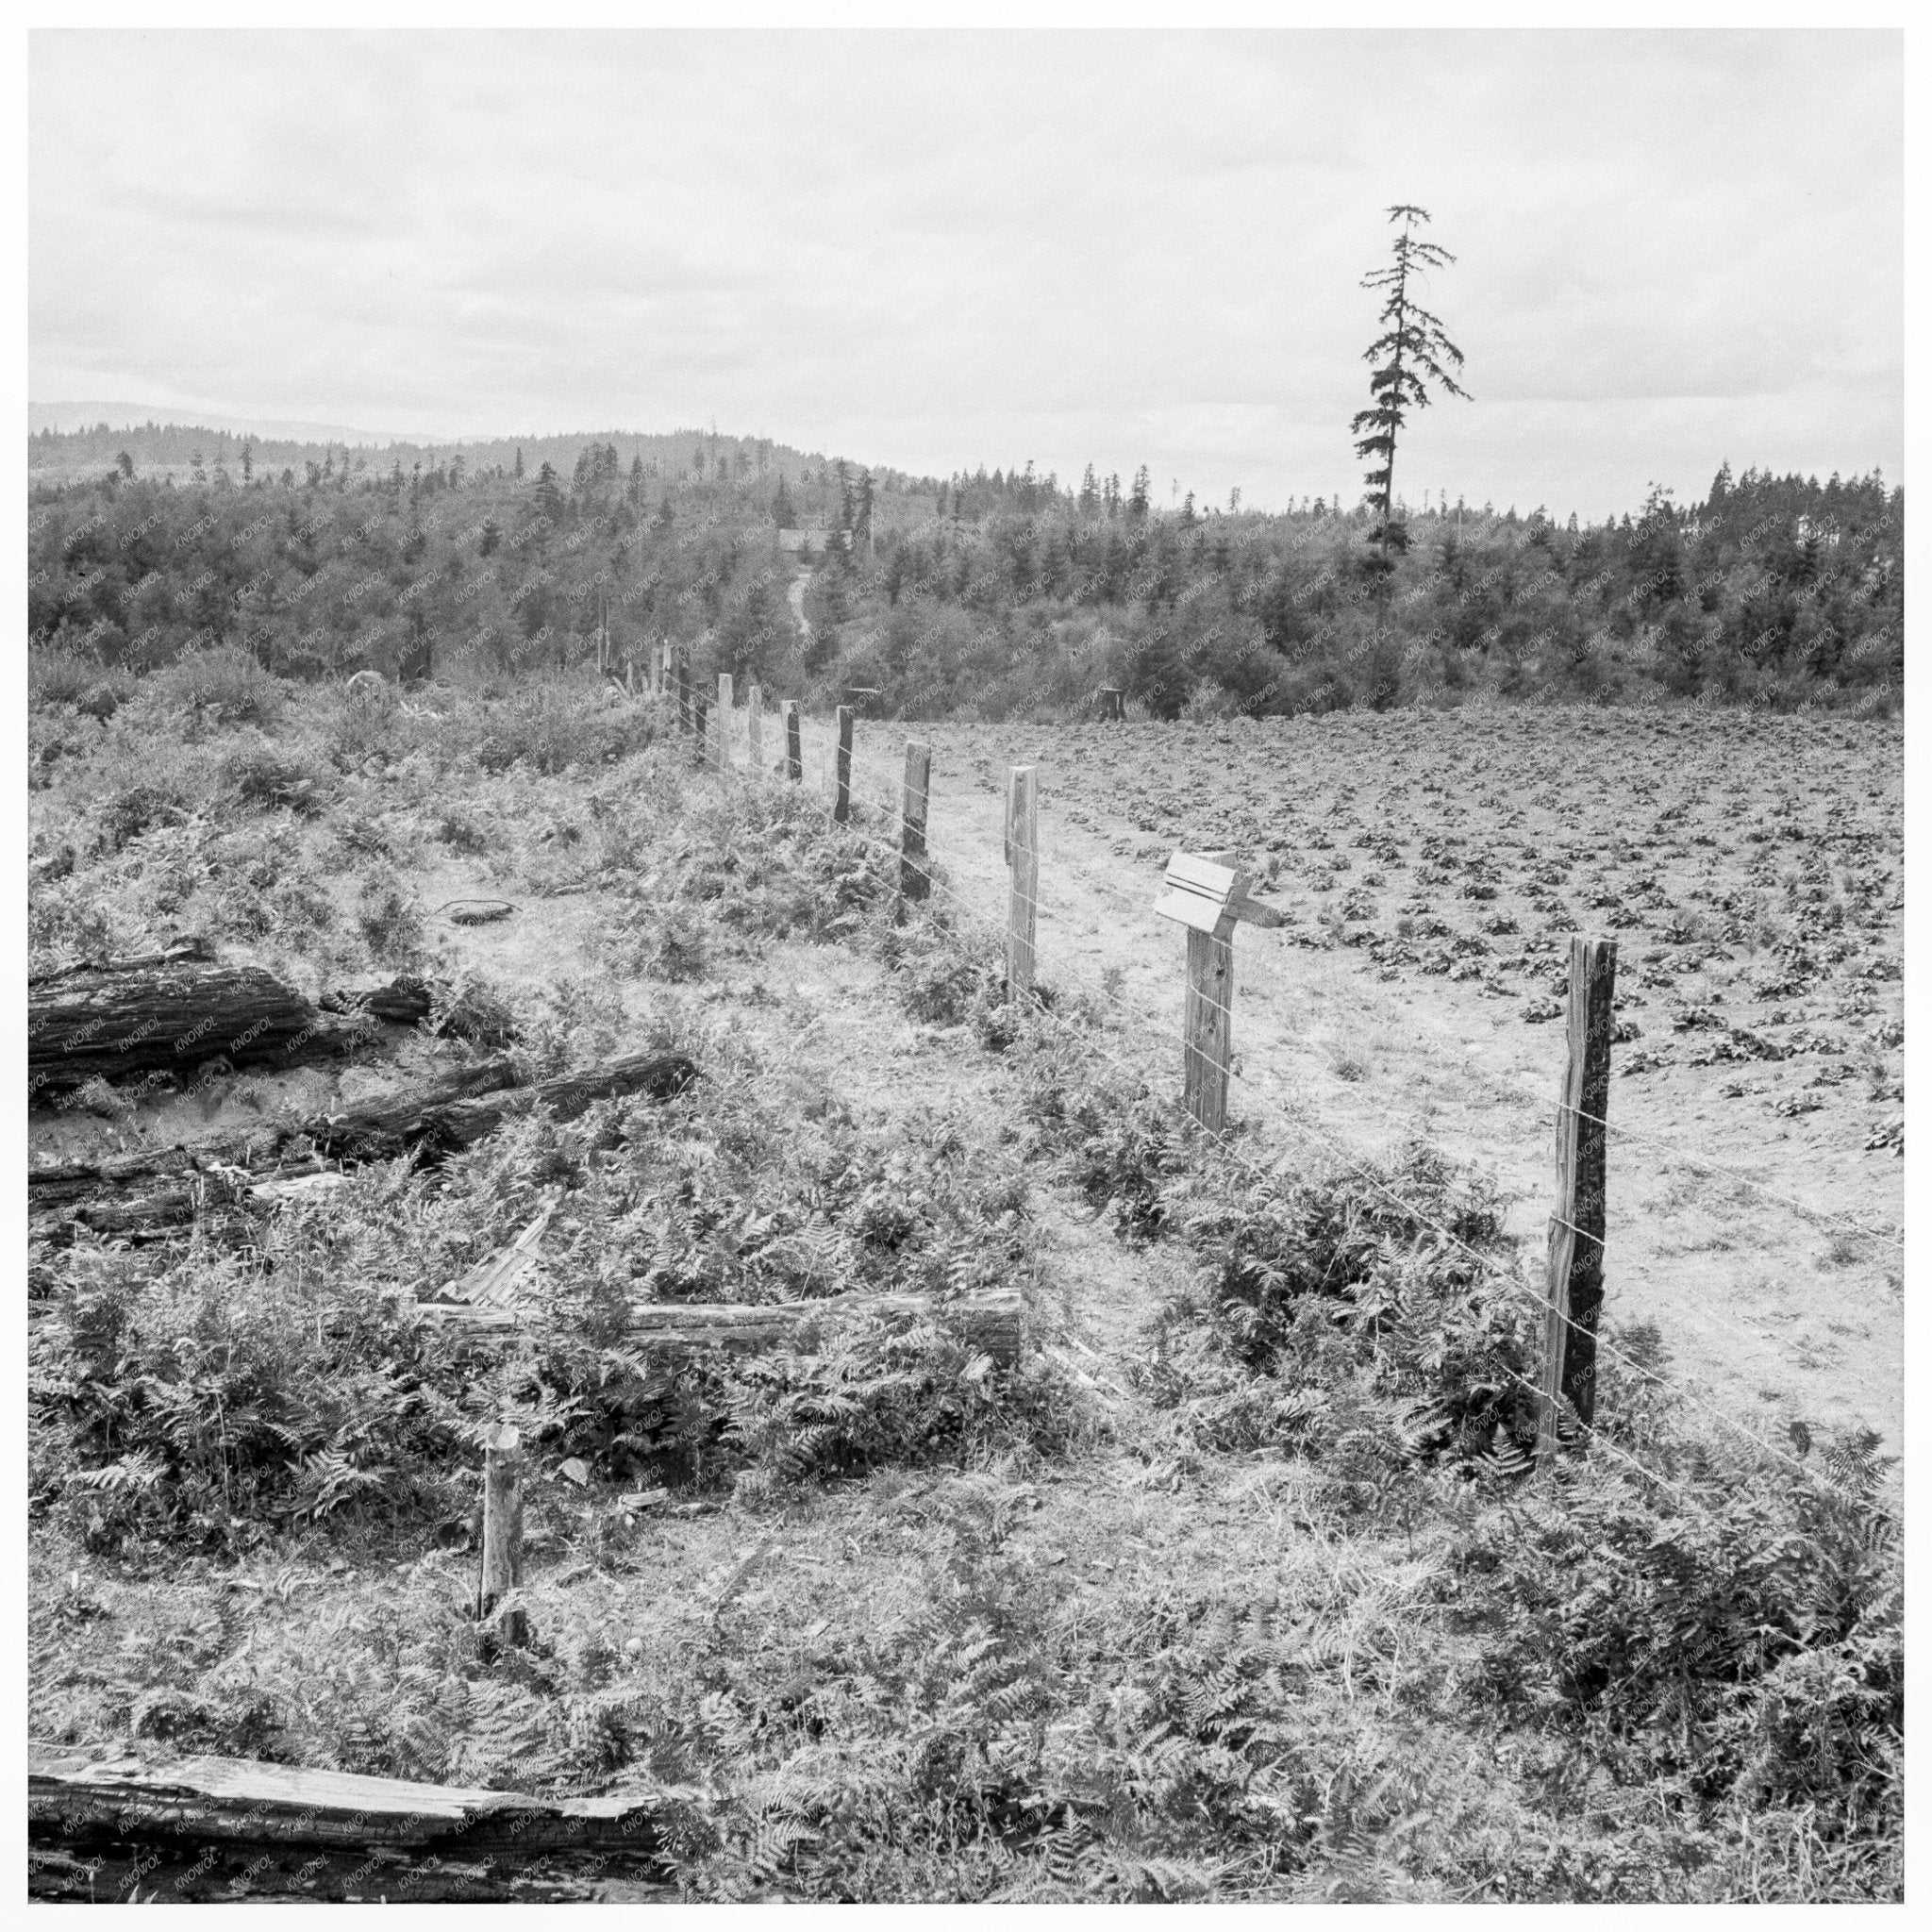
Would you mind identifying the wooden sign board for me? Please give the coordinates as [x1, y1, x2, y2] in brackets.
[1154, 851, 1288, 934]
[1155, 852, 1245, 935]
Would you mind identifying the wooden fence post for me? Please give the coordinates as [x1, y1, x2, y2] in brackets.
[714, 674, 733, 770]
[747, 684, 764, 774]
[675, 655, 691, 733]
[1153, 854, 1283, 1133]
[785, 701, 803, 782]
[900, 739, 933, 908]
[478, 1423, 528, 1647]
[1539, 935, 1618, 1458]
[1006, 766, 1038, 1000]
[691, 690, 708, 760]
[834, 705, 854, 823]
[659, 642, 672, 700]
[1183, 927, 1235, 1131]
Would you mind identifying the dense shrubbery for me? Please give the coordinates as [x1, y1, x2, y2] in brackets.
[29, 1076, 1074, 1550]
[814, 464, 1902, 719]
[27, 435, 1902, 722]
[27, 456, 812, 693]
[27, 778, 1073, 1547]
[1000, 1013, 1903, 1899]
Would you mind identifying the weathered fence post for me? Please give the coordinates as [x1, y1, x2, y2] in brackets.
[1539, 935, 1618, 1459]
[1006, 766, 1038, 999]
[747, 684, 764, 774]
[899, 739, 933, 908]
[785, 701, 803, 782]
[714, 674, 733, 771]
[478, 1423, 528, 1647]
[1183, 927, 1235, 1130]
[833, 705, 854, 823]
[675, 655, 691, 733]
[659, 642, 672, 700]
[1154, 853, 1286, 1132]
[691, 690, 708, 760]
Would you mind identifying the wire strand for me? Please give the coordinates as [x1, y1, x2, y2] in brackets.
[787, 730, 1842, 1491]
[830, 727, 1904, 1260]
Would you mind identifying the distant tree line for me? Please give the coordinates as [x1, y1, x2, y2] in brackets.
[26, 428, 1903, 721]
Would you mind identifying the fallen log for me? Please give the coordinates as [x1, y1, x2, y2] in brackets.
[419, 1286, 1026, 1367]
[29, 954, 356, 1098]
[27, 1058, 524, 1223]
[307, 1049, 699, 1161]
[27, 1742, 690, 1903]
[29, 936, 216, 984]
[320, 975, 517, 1048]
[29, 1050, 700, 1240]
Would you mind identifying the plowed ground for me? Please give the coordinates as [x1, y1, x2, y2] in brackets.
[792, 703, 1905, 1459]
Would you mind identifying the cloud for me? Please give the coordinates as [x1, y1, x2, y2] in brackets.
[27, 27, 1902, 518]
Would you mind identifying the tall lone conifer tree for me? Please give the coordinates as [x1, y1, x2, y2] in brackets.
[1351, 205, 1469, 552]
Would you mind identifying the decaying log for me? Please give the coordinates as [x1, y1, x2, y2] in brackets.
[29, 936, 216, 984]
[419, 1286, 1026, 1367]
[29, 955, 354, 1097]
[26, 1058, 522, 1235]
[27, 1742, 690, 1902]
[320, 976, 437, 1024]
[320, 975, 516, 1048]
[297, 1056, 526, 1159]
[307, 1050, 699, 1162]
[29, 1051, 700, 1241]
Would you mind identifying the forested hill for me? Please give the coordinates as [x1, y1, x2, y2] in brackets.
[26, 426, 1902, 716]
[27, 419, 936, 500]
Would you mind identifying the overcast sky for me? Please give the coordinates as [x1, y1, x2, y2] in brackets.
[30, 29, 1902, 518]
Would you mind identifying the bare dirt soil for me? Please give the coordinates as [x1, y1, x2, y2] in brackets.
[784, 703, 1905, 1463]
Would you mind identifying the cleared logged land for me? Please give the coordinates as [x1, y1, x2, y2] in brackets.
[27, 673, 1903, 1902]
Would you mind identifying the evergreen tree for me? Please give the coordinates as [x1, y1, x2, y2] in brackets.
[533, 459, 563, 523]
[856, 468, 874, 551]
[1351, 204, 1470, 552]
[513, 446, 524, 479]
[1127, 466, 1151, 519]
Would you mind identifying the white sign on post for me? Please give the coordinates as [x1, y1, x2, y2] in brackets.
[1154, 851, 1286, 934]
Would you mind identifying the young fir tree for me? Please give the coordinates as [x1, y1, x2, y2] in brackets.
[1351, 204, 1470, 554]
